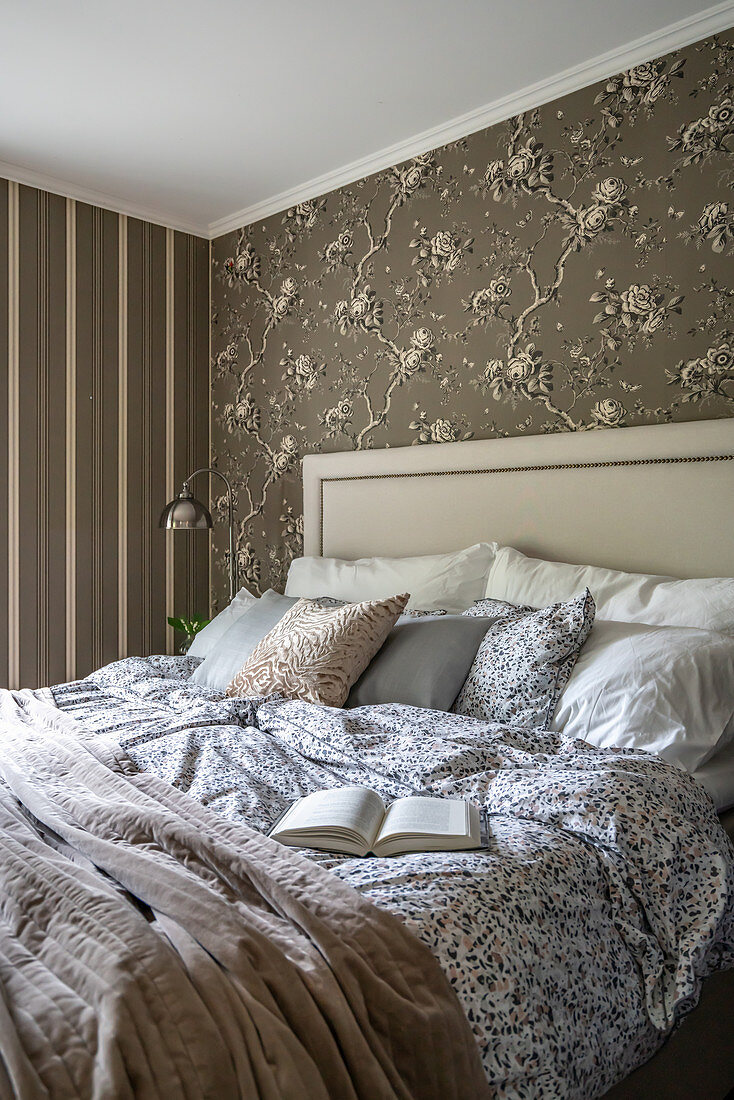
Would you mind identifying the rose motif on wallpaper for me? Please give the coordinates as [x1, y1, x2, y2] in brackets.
[463, 278, 513, 324]
[236, 539, 260, 588]
[485, 136, 554, 201]
[410, 229, 474, 280]
[223, 393, 260, 435]
[323, 232, 354, 269]
[334, 286, 384, 333]
[271, 278, 299, 323]
[668, 342, 734, 403]
[223, 243, 261, 285]
[590, 398, 627, 427]
[593, 177, 627, 203]
[411, 327, 435, 350]
[210, 33, 734, 597]
[590, 281, 684, 340]
[283, 198, 327, 236]
[563, 181, 635, 250]
[215, 342, 239, 373]
[389, 152, 436, 202]
[594, 55, 683, 120]
[409, 414, 470, 444]
[279, 507, 304, 563]
[686, 201, 733, 254]
[394, 347, 422, 381]
[320, 400, 355, 438]
[478, 345, 554, 403]
[669, 93, 734, 166]
[281, 351, 326, 396]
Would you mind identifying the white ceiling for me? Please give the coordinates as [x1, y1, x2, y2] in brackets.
[1, 0, 731, 238]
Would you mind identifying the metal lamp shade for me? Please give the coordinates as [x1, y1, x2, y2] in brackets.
[159, 491, 213, 530]
[160, 466, 237, 601]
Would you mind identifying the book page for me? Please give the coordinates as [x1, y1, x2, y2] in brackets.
[274, 786, 385, 846]
[377, 796, 470, 842]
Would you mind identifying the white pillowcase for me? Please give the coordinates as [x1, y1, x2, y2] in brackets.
[187, 586, 257, 659]
[485, 544, 734, 635]
[285, 543, 497, 614]
[550, 619, 734, 773]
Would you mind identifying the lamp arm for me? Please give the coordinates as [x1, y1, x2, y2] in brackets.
[184, 467, 237, 602]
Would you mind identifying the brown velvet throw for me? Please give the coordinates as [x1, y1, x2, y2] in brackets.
[0, 691, 489, 1100]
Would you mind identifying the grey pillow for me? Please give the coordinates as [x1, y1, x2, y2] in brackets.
[190, 590, 300, 692]
[345, 614, 493, 711]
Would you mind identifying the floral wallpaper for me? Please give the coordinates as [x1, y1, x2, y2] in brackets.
[210, 31, 733, 600]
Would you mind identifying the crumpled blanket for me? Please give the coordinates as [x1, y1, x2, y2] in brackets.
[47, 656, 734, 1098]
[0, 689, 489, 1100]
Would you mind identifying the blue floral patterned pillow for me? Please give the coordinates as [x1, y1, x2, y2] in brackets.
[454, 590, 595, 729]
[313, 600, 450, 619]
[463, 597, 534, 621]
[401, 607, 448, 618]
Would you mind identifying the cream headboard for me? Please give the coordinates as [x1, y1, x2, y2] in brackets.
[302, 419, 734, 579]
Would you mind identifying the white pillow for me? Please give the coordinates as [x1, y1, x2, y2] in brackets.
[187, 586, 257, 659]
[550, 619, 734, 773]
[485, 545, 734, 635]
[190, 590, 300, 691]
[285, 543, 497, 614]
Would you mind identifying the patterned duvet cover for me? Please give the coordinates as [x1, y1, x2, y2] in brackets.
[49, 654, 734, 1100]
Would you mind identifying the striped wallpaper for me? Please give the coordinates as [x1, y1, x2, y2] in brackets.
[0, 178, 210, 690]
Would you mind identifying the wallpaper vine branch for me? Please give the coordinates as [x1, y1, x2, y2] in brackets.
[211, 31, 733, 601]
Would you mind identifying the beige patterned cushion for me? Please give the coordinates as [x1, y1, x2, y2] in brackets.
[226, 593, 409, 706]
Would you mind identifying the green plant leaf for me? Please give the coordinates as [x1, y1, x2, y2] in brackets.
[168, 614, 210, 634]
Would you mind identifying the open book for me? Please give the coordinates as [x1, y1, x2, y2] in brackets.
[270, 785, 481, 857]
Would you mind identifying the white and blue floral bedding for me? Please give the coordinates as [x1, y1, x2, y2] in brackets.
[48, 654, 734, 1100]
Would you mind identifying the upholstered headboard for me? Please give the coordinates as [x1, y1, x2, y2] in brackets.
[302, 419, 734, 579]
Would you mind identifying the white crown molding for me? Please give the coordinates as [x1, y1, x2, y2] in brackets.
[207, 0, 734, 240]
[0, 158, 208, 237]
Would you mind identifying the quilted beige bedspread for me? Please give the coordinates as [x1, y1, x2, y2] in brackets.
[0, 690, 488, 1100]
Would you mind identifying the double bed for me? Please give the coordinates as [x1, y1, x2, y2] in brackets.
[1, 418, 733, 1099]
[303, 415, 734, 1098]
